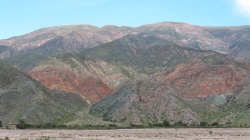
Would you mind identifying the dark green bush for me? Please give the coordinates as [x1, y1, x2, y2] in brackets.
[0, 120, 2, 128]
[200, 121, 208, 126]
[211, 122, 219, 126]
[174, 121, 187, 126]
[163, 120, 170, 127]
[16, 119, 32, 129]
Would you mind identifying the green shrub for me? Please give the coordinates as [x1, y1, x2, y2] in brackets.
[0, 120, 2, 128]
[174, 121, 187, 126]
[163, 120, 170, 127]
[200, 121, 208, 126]
[151, 123, 164, 127]
[16, 119, 32, 129]
[211, 122, 219, 126]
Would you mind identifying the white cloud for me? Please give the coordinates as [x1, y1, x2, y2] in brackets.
[234, 0, 250, 17]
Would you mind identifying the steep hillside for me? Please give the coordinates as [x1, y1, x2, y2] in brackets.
[90, 56, 250, 126]
[0, 62, 87, 125]
[207, 26, 250, 61]
[90, 81, 207, 126]
[135, 22, 229, 52]
[2, 52, 48, 72]
[0, 45, 14, 59]
[88, 38, 250, 125]
[220, 87, 250, 125]
[229, 40, 250, 61]
[90, 78, 250, 126]
[0, 25, 132, 71]
[28, 38, 244, 114]
[28, 34, 225, 104]
[28, 53, 142, 103]
[83, 34, 220, 75]
[155, 57, 250, 98]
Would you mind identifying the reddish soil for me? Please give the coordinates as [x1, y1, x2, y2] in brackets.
[29, 67, 113, 103]
[158, 59, 246, 98]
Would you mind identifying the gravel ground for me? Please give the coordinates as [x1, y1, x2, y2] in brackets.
[1, 128, 250, 140]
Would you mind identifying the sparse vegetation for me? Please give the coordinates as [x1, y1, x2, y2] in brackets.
[201, 54, 228, 65]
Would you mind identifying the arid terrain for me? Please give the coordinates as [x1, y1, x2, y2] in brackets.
[1, 128, 250, 140]
[2, 22, 250, 127]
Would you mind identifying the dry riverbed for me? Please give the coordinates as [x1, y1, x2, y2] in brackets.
[1, 128, 250, 140]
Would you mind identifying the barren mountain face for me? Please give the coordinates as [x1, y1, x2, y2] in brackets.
[1, 22, 250, 126]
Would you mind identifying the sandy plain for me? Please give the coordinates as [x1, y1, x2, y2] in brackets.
[1, 128, 250, 140]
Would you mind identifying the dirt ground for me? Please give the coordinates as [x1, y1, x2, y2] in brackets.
[1, 128, 250, 140]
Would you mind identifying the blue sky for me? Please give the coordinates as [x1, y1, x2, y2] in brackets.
[1, 0, 250, 39]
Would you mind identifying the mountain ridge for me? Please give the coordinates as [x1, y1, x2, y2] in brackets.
[1, 21, 250, 127]
[2, 22, 250, 72]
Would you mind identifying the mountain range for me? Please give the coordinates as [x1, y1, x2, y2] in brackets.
[1, 22, 250, 127]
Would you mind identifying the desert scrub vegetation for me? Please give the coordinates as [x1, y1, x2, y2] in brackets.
[0, 137, 9, 140]
[13, 119, 249, 130]
[0, 120, 2, 128]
